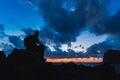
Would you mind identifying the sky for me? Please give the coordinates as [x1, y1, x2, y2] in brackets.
[0, 0, 120, 59]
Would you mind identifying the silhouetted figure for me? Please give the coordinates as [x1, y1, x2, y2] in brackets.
[24, 30, 46, 61]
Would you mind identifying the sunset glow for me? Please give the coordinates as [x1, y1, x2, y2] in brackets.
[46, 57, 103, 63]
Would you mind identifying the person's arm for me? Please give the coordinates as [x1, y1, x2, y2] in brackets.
[37, 40, 46, 49]
[36, 35, 46, 49]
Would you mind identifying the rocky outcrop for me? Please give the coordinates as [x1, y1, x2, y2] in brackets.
[103, 49, 120, 64]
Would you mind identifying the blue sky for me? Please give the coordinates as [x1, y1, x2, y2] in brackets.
[0, 0, 120, 58]
[0, 0, 42, 33]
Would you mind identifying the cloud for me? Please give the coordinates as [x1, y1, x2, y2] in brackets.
[39, 0, 86, 35]
[20, 0, 120, 58]
[86, 41, 110, 55]
[44, 44, 90, 58]
[0, 43, 14, 55]
[8, 36, 25, 49]
[40, 26, 76, 45]
[90, 9, 120, 37]
[26, 0, 109, 44]
[24, 0, 120, 40]
[20, 0, 113, 58]
[9, 0, 119, 58]
[106, 10, 120, 36]
[86, 37, 120, 56]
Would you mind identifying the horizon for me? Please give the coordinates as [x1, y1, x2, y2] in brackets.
[46, 57, 103, 63]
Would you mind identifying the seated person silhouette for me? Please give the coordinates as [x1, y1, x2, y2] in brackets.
[23, 30, 46, 61]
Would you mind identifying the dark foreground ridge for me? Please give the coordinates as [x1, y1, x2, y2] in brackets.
[103, 49, 120, 64]
[0, 49, 120, 80]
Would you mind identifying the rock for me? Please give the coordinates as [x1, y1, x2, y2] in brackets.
[103, 49, 120, 64]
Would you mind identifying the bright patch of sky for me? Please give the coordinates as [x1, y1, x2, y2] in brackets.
[60, 30, 108, 52]
[0, 0, 44, 35]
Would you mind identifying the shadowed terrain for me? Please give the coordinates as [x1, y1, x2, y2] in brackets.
[0, 49, 120, 80]
[103, 49, 120, 63]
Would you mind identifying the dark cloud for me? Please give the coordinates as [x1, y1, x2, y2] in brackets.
[106, 10, 120, 36]
[0, 43, 14, 55]
[8, 36, 25, 49]
[25, 0, 120, 40]
[86, 41, 110, 55]
[39, 0, 86, 34]
[17, 0, 120, 41]
[86, 37, 120, 56]
[90, 10, 120, 36]
[40, 26, 76, 45]
[27, 0, 108, 44]
[0, 24, 25, 54]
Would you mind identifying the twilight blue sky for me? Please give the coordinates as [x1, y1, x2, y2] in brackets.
[0, 0, 120, 58]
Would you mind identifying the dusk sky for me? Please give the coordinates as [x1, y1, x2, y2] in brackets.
[0, 0, 120, 60]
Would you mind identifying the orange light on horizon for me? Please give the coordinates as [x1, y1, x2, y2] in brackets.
[46, 57, 103, 63]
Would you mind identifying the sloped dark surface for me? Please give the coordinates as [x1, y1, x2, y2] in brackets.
[103, 49, 120, 64]
[0, 49, 119, 80]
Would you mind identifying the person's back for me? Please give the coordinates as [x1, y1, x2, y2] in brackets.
[24, 35, 37, 50]
[24, 30, 40, 50]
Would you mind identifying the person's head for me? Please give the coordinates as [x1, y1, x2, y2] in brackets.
[35, 30, 39, 36]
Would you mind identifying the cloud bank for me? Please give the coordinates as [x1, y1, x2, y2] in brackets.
[28, 0, 109, 44]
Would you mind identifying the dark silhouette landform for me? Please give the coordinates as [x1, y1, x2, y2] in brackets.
[0, 31, 120, 80]
[103, 49, 120, 64]
[0, 48, 120, 80]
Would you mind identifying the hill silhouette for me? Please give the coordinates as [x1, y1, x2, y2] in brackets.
[0, 48, 120, 80]
[103, 49, 120, 64]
